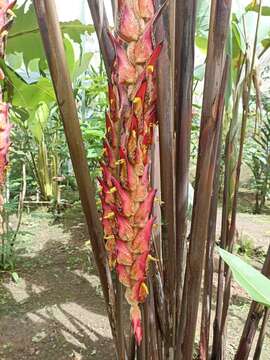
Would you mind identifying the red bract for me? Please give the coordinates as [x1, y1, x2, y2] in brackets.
[138, 0, 154, 20]
[104, 139, 116, 169]
[112, 37, 137, 85]
[121, 148, 139, 191]
[132, 217, 154, 253]
[133, 81, 148, 120]
[99, 0, 164, 344]
[119, 2, 140, 42]
[108, 83, 118, 120]
[101, 197, 115, 220]
[106, 112, 117, 148]
[131, 305, 143, 345]
[0, 0, 16, 57]
[0, 100, 11, 185]
[102, 217, 114, 237]
[116, 213, 135, 242]
[134, 139, 145, 174]
[116, 240, 133, 266]
[116, 264, 131, 287]
[130, 251, 148, 280]
[133, 164, 149, 202]
[101, 164, 113, 187]
[105, 237, 116, 253]
[134, 22, 153, 64]
[134, 188, 156, 227]
[130, 279, 149, 303]
[111, 176, 135, 217]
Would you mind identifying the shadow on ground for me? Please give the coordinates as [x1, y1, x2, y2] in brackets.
[1, 204, 270, 359]
[0, 206, 114, 360]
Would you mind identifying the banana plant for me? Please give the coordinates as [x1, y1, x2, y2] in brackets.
[4, 30, 97, 200]
[28, 101, 55, 200]
[6, 0, 94, 68]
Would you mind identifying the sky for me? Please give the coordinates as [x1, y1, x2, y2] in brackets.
[15, 0, 270, 70]
[17, 0, 113, 24]
[15, 0, 114, 25]
[15, 0, 114, 62]
[54, 0, 114, 25]
[16, 0, 268, 27]
[16, 0, 270, 21]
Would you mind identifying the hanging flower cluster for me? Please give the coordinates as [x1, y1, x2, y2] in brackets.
[0, 1, 16, 209]
[0, 95, 11, 187]
[99, 0, 163, 344]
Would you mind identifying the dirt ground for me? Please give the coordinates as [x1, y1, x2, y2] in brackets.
[216, 208, 269, 254]
[0, 205, 114, 360]
[0, 205, 269, 359]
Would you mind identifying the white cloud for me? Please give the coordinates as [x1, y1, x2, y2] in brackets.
[54, 0, 113, 25]
[16, 0, 114, 25]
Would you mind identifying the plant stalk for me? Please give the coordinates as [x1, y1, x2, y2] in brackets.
[234, 245, 270, 360]
[214, 4, 263, 358]
[156, 0, 177, 355]
[33, 0, 118, 353]
[199, 58, 229, 360]
[178, 1, 232, 358]
[173, 1, 197, 344]
[87, 0, 114, 77]
[253, 308, 270, 360]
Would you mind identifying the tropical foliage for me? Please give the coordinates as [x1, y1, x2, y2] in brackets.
[0, 0, 270, 359]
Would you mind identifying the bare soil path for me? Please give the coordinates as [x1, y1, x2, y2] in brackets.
[217, 208, 270, 253]
[0, 206, 114, 360]
[0, 205, 269, 359]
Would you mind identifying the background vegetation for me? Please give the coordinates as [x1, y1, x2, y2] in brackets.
[0, 0, 270, 359]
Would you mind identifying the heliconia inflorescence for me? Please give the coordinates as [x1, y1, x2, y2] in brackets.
[99, 0, 163, 344]
[0, 0, 16, 218]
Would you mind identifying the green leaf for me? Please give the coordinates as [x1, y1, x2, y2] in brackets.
[196, 36, 208, 52]
[196, 0, 210, 35]
[35, 102, 49, 130]
[194, 63, 205, 81]
[64, 36, 75, 77]
[28, 102, 49, 143]
[232, 21, 246, 56]
[219, 248, 270, 307]
[11, 272, 20, 283]
[7, 2, 45, 67]
[2, 63, 55, 109]
[13, 77, 55, 109]
[246, 3, 270, 16]
[261, 37, 270, 49]
[87, 148, 99, 159]
[195, 0, 209, 53]
[28, 58, 40, 74]
[60, 21, 94, 44]
[7, 2, 94, 67]
[6, 53, 23, 69]
[84, 129, 104, 138]
[73, 52, 93, 80]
